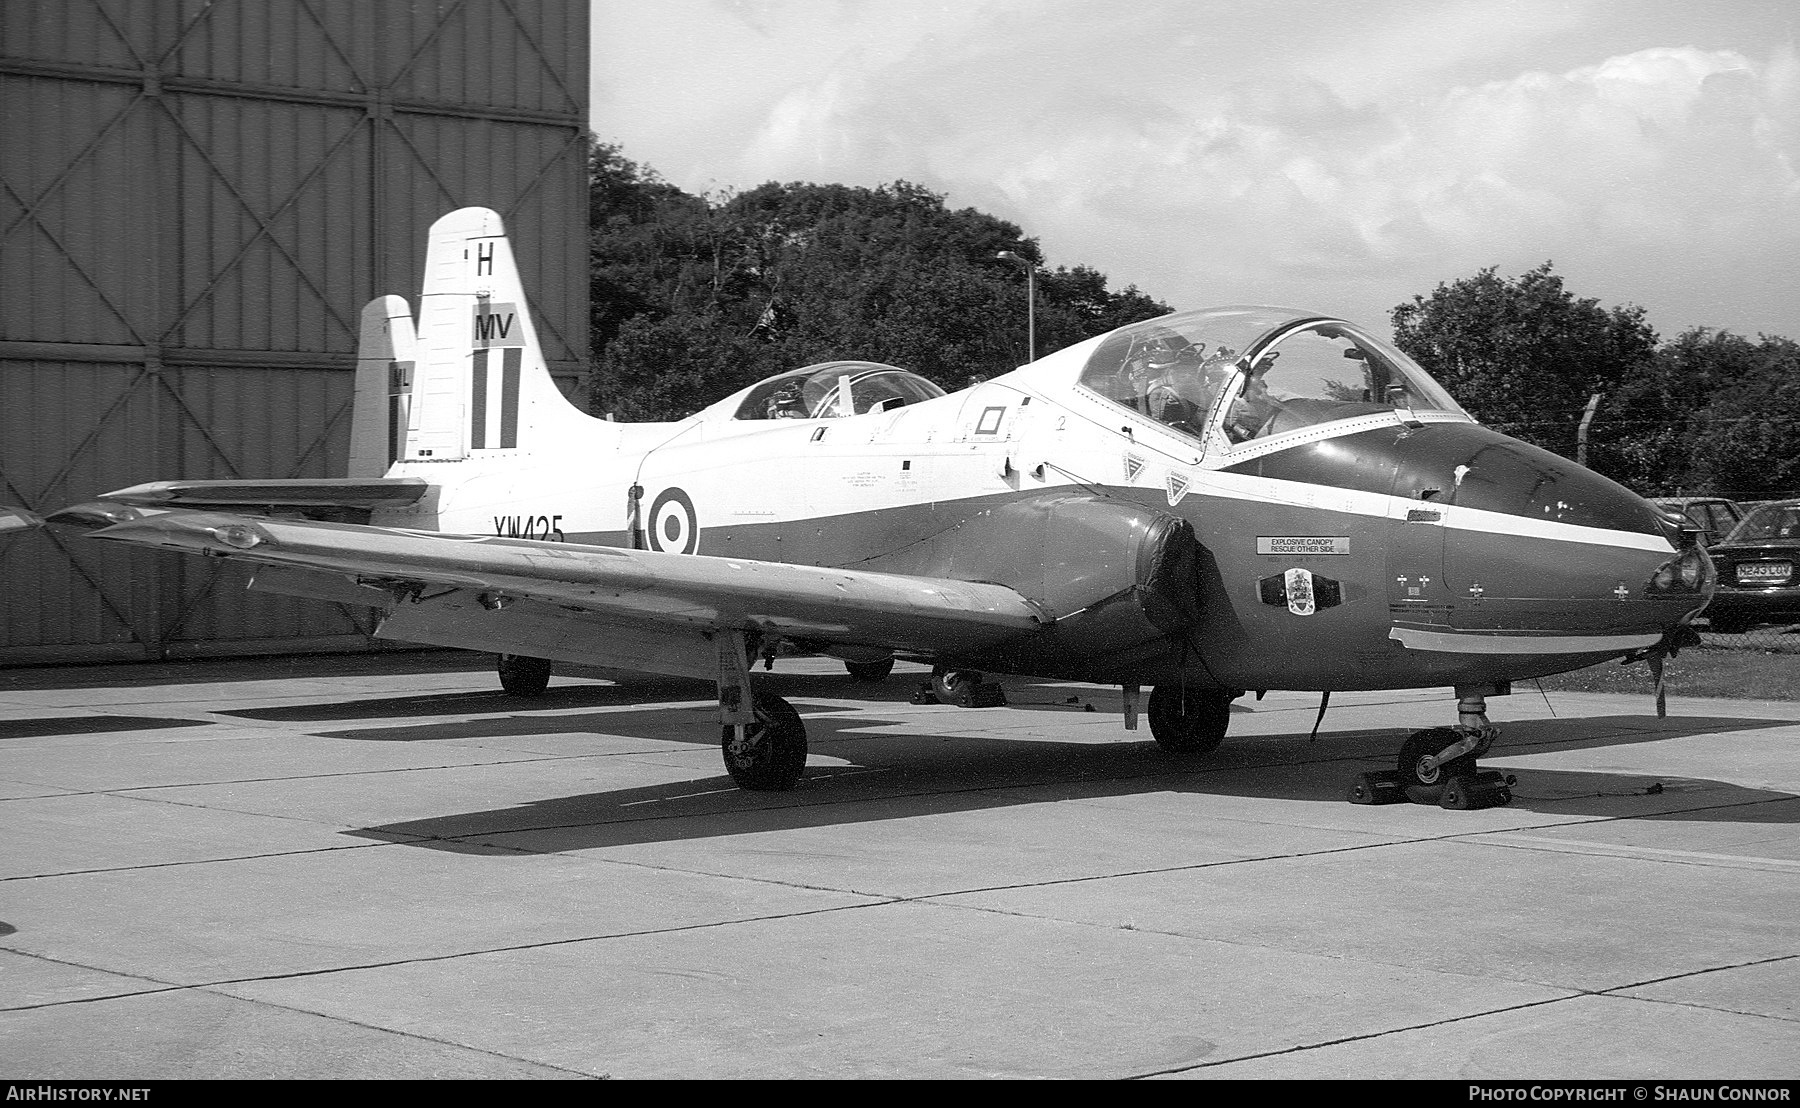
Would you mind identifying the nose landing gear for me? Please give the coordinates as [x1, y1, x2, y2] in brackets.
[1347, 689, 1514, 809]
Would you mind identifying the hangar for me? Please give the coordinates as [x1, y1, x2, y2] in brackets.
[0, 0, 591, 663]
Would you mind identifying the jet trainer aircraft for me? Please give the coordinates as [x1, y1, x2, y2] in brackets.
[40, 207, 1714, 797]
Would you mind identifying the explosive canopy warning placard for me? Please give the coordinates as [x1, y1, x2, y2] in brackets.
[1256, 536, 1349, 555]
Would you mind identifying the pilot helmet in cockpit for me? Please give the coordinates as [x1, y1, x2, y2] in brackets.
[1125, 329, 1188, 379]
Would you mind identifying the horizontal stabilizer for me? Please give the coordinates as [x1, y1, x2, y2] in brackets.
[42, 501, 153, 533]
[99, 479, 429, 511]
[0, 505, 42, 534]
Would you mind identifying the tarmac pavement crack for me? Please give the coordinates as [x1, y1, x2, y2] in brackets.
[193, 990, 611, 1079]
[0, 948, 606, 1077]
[1126, 991, 1583, 1078]
[1128, 953, 1800, 1077]
[1, 901, 876, 1015]
[1593, 952, 1800, 1024]
[0, 749, 603, 801]
[0, 837, 417, 883]
[1462, 829, 1800, 874]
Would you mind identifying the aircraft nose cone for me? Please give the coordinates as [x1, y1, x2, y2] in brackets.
[1647, 539, 1716, 627]
[1395, 426, 1713, 645]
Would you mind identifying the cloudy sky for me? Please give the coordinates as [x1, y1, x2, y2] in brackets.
[590, 1, 1800, 342]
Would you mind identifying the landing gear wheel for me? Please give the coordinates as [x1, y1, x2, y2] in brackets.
[722, 691, 808, 791]
[931, 668, 982, 705]
[1147, 685, 1232, 756]
[497, 654, 551, 697]
[1397, 727, 1475, 804]
[845, 657, 895, 683]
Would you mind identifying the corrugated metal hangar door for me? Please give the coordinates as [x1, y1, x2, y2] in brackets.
[0, 0, 590, 663]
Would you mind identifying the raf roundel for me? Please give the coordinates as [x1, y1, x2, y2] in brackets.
[646, 487, 700, 554]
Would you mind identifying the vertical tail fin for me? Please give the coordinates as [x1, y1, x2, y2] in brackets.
[391, 207, 580, 465]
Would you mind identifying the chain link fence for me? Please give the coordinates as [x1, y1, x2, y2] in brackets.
[1698, 620, 1800, 653]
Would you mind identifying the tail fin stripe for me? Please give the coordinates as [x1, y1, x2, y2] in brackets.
[471, 349, 489, 450]
[501, 347, 521, 449]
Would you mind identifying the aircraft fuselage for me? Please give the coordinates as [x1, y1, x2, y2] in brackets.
[374, 349, 1703, 696]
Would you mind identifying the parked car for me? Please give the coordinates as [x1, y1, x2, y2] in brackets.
[1650, 496, 1744, 547]
[1703, 498, 1800, 635]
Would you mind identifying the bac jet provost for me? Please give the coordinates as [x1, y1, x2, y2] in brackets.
[40, 207, 1715, 797]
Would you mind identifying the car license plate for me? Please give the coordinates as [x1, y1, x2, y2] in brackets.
[1736, 561, 1792, 584]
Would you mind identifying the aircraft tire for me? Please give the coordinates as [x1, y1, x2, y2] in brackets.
[1396, 727, 1474, 803]
[497, 654, 552, 697]
[931, 668, 981, 705]
[1147, 685, 1231, 755]
[845, 657, 895, 683]
[722, 691, 808, 791]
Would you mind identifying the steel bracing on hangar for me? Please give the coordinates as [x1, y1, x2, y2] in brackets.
[0, 0, 590, 663]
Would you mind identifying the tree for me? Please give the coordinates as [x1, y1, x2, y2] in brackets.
[1599, 329, 1800, 500]
[1698, 343, 1800, 500]
[587, 142, 711, 356]
[585, 152, 1172, 420]
[1390, 264, 1657, 459]
[1034, 265, 1171, 365]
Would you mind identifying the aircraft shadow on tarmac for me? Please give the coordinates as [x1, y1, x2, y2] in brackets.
[0, 650, 486, 693]
[333, 677, 1799, 853]
[0, 715, 213, 739]
[218, 677, 718, 722]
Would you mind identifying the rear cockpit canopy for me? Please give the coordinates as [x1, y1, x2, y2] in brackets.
[1076, 307, 1470, 450]
[731, 361, 947, 421]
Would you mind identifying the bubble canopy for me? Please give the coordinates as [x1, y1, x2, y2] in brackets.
[734, 361, 946, 420]
[1077, 307, 1469, 447]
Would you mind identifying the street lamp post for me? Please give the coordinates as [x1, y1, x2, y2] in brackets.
[995, 250, 1035, 363]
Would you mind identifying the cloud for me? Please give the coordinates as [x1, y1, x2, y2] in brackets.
[727, 25, 1800, 333]
[596, 2, 1800, 336]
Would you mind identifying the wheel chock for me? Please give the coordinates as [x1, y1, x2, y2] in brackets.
[1347, 770, 1407, 805]
[964, 681, 1008, 708]
[1439, 769, 1513, 811]
[1352, 763, 1514, 809]
[912, 681, 1007, 708]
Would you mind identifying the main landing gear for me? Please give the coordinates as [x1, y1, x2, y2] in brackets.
[1145, 685, 1234, 756]
[1348, 688, 1514, 810]
[722, 689, 807, 791]
[497, 653, 552, 697]
[716, 630, 809, 791]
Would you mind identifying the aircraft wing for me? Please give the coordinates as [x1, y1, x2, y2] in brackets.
[64, 507, 1049, 660]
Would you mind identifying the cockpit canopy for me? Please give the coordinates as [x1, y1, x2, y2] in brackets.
[1078, 307, 1468, 447]
[734, 361, 947, 421]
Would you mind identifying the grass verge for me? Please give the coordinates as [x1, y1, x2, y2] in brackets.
[1535, 638, 1800, 701]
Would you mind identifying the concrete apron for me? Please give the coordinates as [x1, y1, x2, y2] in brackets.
[1, 656, 1796, 1079]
